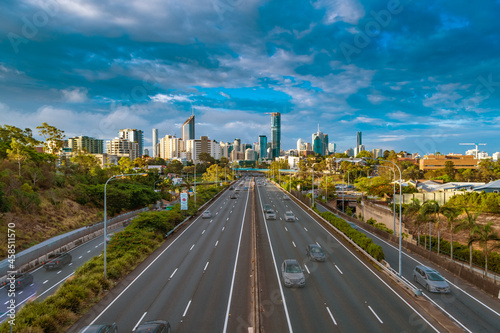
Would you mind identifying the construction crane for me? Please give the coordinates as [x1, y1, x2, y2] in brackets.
[459, 143, 487, 159]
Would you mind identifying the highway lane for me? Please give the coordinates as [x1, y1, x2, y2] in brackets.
[0, 223, 126, 323]
[72, 180, 253, 333]
[257, 182, 444, 332]
[317, 202, 500, 333]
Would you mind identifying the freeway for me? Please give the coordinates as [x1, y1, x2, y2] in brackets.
[71, 178, 254, 332]
[317, 203, 500, 332]
[0, 224, 125, 323]
[256, 180, 447, 332]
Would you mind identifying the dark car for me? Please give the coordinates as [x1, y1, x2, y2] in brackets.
[230, 192, 237, 199]
[136, 320, 171, 333]
[306, 244, 326, 262]
[78, 323, 118, 333]
[43, 252, 72, 270]
[2, 272, 34, 290]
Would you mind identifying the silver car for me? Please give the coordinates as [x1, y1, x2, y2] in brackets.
[281, 259, 305, 287]
[202, 210, 212, 219]
[284, 211, 295, 222]
[413, 265, 450, 293]
[306, 244, 325, 262]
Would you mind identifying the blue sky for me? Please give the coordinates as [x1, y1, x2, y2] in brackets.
[1, 0, 499, 155]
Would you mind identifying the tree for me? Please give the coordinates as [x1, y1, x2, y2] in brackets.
[36, 122, 65, 155]
[198, 152, 215, 164]
[420, 200, 440, 252]
[118, 157, 134, 173]
[71, 150, 101, 174]
[456, 208, 480, 270]
[444, 161, 456, 180]
[404, 199, 425, 246]
[468, 222, 500, 276]
[439, 205, 463, 260]
[6, 138, 30, 176]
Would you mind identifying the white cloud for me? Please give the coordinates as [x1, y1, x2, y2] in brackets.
[150, 93, 192, 103]
[61, 87, 88, 103]
[315, 0, 365, 25]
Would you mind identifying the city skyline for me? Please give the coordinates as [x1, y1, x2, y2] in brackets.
[1, 0, 499, 155]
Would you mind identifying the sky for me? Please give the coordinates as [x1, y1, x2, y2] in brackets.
[1, 0, 500, 156]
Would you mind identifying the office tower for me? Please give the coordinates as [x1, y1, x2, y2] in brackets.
[233, 138, 241, 152]
[152, 128, 158, 158]
[328, 143, 336, 154]
[357, 131, 362, 147]
[182, 115, 195, 141]
[67, 136, 104, 154]
[259, 135, 268, 159]
[297, 138, 306, 151]
[312, 126, 328, 156]
[159, 135, 184, 160]
[372, 148, 383, 158]
[119, 129, 144, 156]
[271, 112, 281, 159]
[245, 148, 256, 161]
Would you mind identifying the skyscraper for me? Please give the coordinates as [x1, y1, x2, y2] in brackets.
[152, 128, 158, 158]
[312, 126, 329, 156]
[357, 131, 362, 147]
[182, 115, 195, 141]
[259, 135, 268, 159]
[119, 128, 144, 157]
[271, 112, 281, 159]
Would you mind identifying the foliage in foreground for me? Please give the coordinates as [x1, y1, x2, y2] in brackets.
[319, 210, 385, 261]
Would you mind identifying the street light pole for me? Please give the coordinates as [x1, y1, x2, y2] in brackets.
[194, 161, 197, 209]
[104, 172, 147, 279]
[312, 163, 317, 208]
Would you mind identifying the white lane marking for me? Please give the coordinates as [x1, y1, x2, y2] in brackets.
[326, 307, 338, 325]
[216, 212, 218, 215]
[95, 245, 99, 248]
[422, 293, 472, 332]
[223, 181, 251, 333]
[183, 300, 192, 317]
[226, 217, 229, 221]
[368, 305, 383, 324]
[316, 242, 320, 247]
[210, 219, 213, 223]
[256, 189, 294, 333]
[57, 271, 62, 274]
[170, 268, 178, 279]
[284, 227, 288, 232]
[353, 215, 500, 320]
[304, 264, 310, 274]
[3, 301, 7, 305]
[222, 227, 225, 232]
[279, 217, 283, 221]
[204, 262, 209, 272]
[133, 312, 147, 331]
[43, 280, 48, 284]
[78, 256, 82, 259]
[230, 211, 232, 213]
[69, 263, 73, 266]
[304, 227, 308, 232]
[87, 250, 91, 253]
[215, 240, 219, 247]
[202, 230, 206, 235]
[335, 265, 343, 275]
[18, 291, 23, 295]
[292, 241, 296, 248]
[189, 244, 195, 251]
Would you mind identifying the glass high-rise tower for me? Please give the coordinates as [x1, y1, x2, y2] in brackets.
[182, 115, 195, 141]
[271, 112, 281, 159]
[357, 131, 362, 147]
[259, 135, 267, 159]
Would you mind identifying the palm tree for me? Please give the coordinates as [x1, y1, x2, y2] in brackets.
[456, 208, 480, 271]
[468, 222, 500, 276]
[403, 198, 424, 246]
[439, 205, 463, 261]
[420, 200, 440, 252]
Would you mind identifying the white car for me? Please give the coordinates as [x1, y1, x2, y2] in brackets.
[202, 211, 212, 219]
[284, 211, 295, 222]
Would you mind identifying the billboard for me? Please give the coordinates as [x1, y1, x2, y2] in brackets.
[180, 193, 188, 210]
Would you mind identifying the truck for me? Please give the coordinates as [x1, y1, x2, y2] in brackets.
[43, 252, 72, 270]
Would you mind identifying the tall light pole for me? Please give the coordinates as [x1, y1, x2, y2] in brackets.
[104, 172, 147, 279]
[311, 163, 317, 208]
[365, 157, 403, 276]
[194, 161, 197, 209]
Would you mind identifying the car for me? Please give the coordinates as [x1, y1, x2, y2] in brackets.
[413, 265, 450, 293]
[284, 211, 295, 222]
[229, 186, 234, 190]
[202, 210, 212, 218]
[283, 195, 290, 200]
[265, 209, 276, 220]
[43, 252, 72, 270]
[264, 204, 272, 211]
[106, 233, 114, 243]
[281, 259, 305, 287]
[230, 193, 237, 199]
[78, 323, 118, 333]
[306, 244, 326, 261]
[244, 186, 248, 191]
[135, 320, 171, 333]
[2, 272, 34, 290]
